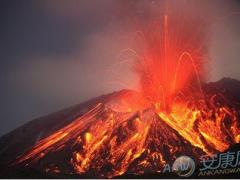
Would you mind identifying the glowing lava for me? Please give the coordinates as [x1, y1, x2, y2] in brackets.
[134, 15, 205, 112]
[12, 15, 240, 178]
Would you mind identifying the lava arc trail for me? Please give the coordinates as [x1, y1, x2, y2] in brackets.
[133, 15, 205, 112]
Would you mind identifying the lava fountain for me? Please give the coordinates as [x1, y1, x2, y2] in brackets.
[12, 15, 240, 178]
[133, 15, 205, 112]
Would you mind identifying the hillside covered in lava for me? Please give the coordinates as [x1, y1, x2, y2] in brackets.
[0, 78, 239, 178]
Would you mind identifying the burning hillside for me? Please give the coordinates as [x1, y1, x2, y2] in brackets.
[0, 80, 239, 178]
[0, 14, 240, 178]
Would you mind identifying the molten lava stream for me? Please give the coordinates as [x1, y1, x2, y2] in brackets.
[158, 101, 239, 154]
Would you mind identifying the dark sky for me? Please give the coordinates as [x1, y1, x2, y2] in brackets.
[0, 0, 240, 136]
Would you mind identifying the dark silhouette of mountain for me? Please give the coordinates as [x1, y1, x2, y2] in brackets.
[204, 77, 240, 102]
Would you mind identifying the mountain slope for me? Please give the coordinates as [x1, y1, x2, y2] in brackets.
[0, 78, 240, 178]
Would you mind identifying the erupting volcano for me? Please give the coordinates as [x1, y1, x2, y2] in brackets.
[0, 15, 240, 178]
[133, 15, 205, 113]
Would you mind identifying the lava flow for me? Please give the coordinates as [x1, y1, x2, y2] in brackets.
[13, 15, 240, 178]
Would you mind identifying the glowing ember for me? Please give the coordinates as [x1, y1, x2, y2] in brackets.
[13, 15, 240, 178]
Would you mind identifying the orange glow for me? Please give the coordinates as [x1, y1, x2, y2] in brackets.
[133, 15, 205, 113]
[13, 15, 240, 178]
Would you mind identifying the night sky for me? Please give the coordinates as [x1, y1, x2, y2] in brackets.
[0, 0, 240, 136]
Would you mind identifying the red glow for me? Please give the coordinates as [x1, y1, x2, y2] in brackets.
[12, 15, 240, 178]
[134, 15, 205, 112]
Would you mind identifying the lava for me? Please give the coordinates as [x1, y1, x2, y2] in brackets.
[12, 15, 240, 178]
[133, 15, 205, 112]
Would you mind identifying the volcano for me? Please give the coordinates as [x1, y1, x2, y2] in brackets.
[1, 14, 240, 178]
[0, 78, 240, 178]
